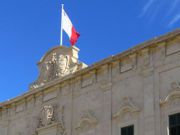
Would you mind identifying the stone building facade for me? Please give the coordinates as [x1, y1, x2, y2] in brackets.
[0, 29, 180, 135]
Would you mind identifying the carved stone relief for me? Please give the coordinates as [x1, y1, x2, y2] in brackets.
[76, 110, 98, 134]
[160, 81, 180, 105]
[30, 46, 87, 90]
[171, 81, 180, 89]
[57, 55, 70, 76]
[38, 105, 56, 127]
[36, 105, 66, 135]
[113, 97, 140, 121]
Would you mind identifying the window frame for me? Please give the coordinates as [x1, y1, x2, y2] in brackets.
[166, 108, 180, 135]
[118, 120, 137, 135]
[121, 125, 134, 135]
[168, 112, 180, 135]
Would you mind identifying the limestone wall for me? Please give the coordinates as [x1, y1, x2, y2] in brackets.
[0, 31, 180, 135]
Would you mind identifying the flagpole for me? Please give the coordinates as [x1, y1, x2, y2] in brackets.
[60, 4, 64, 46]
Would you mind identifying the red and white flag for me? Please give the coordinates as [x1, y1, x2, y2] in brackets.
[61, 7, 80, 46]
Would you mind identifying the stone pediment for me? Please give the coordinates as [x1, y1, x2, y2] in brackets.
[30, 46, 87, 90]
[113, 97, 140, 121]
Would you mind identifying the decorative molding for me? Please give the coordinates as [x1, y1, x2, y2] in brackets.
[96, 64, 109, 82]
[43, 91, 57, 102]
[1, 107, 8, 119]
[76, 110, 98, 133]
[129, 53, 137, 70]
[0, 31, 179, 110]
[120, 55, 135, 73]
[113, 97, 140, 121]
[155, 42, 166, 62]
[160, 82, 180, 105]
[166, 38, 180, 56]
[26, 95, 35, 109]
[81, 71, 95, 88]
[99, 80, 112, 92]
[140, 48, 150, 68]
[36, 122, 63, 135]
[171, 81, 180, 90]
[58, 106, 66, 135]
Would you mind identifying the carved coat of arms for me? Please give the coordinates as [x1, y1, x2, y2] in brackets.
[39, 105, 55, 127]
[30, 46, 87, 90]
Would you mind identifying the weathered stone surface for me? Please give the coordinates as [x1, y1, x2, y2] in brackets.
[0, 29, 180, 135]
[29, 46, 87, 90]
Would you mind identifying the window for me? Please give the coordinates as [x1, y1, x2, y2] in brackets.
[121, 125, 134, 135]
[169, 113, 180, 135]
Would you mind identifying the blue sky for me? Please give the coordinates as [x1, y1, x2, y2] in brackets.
[0, 0, 179, 102]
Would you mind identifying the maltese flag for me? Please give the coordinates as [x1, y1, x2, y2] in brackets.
[61, 8, 80, 46]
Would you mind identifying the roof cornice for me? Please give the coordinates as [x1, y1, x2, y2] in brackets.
[0, 28, 180, 107]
